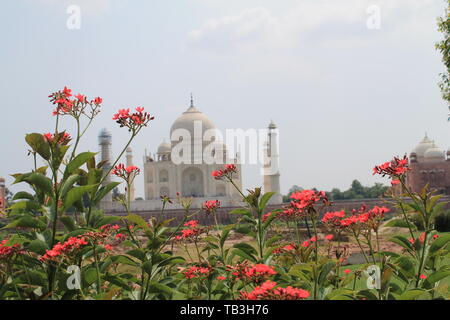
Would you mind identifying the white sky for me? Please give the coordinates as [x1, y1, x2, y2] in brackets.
[0, 0, 448, 197]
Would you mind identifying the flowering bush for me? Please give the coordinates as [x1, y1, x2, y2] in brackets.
[1, 88, 450, 300]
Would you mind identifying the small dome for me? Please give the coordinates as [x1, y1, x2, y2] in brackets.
[413, 134, 433, 157]
[424, 143, 445, 161]
[157, 141, 171, 154]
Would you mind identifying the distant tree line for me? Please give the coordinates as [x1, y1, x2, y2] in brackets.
[283, 180, 389, 202]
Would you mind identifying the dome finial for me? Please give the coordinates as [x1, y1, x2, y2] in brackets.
[190, 92, 194, 108]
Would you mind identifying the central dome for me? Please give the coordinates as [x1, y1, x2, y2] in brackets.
[170, 101, 216, 146]
[413, 134, 433, 158]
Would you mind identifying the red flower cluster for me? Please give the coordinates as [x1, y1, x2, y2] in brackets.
[322, 210, 346, 229]
[409, 232, 439, 246]
[322, 206, 390, 233]
[111, 163, 141, 180]
[113, 107, 154, 131]
[211, 164, 237, 180]
[100, 224, 121, 232]
[290, 190, 328, 211]
[239, 280, 310, 300]
[278, 189, 328, 221]
[41, 226, 125, 262]
[43, 132, 71, 145]
[373, 156, 410, 185]
[202, 200, 221, 214]
[273, 243, 296, 254]
[226, 263, 277, 284]
[174, 220, 207, 241]
[182, 266, 212, 279]
[184, 220, 199, 228]
[0, 240, 22, 260]
[49, 86, 102, 117]
[262, 211, 275, 222]
[40, 236, 88, 262]
[301, 236, 317, 248]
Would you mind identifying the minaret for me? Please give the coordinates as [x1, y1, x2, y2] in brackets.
[126, 147, 136, 201]
[263, 120, 282, 204]
[99, 128, 113, 202]
[0, 178, 6, 211]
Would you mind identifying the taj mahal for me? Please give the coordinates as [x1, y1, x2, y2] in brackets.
[99, 96, 282, 212]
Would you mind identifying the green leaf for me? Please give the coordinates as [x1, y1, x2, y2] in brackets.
[233, 248, 257, 263]
[27, 239, 48, 255]
[26, 133, 50, 160]
[220, 227, 232, 248]
[83, 267, 98, 286]
[93, 182, 121, 205]
[8, 200, 42, 213]
[3, 216, 47, 230]
[429, 234, 450, 254]
[325, 288, 355, 300]
[23, 173, 53, 196]
[318, 261, 335, 285]
[158, 256, 185, 267]
[147, 281, 173, 298]
[384, 218, 415, 229]
[123, 214, 150, 232]
[127, 249, 146, 262]
[233, 242, 258, 256]
[64, 152, 97, 178]
[95, 216, 121, 228]
[424, 269, 450, 288]
[390, 235, 413, 251]
[60, 216, 76, 232]
[110, 255, 140, 267]
[62, 184, 98, 211]
[259, 192, 275, 211]
[59, 174, 81, 198]
[229, 208, 252, 217]
[103, 274, 132, 291]
[398, 289, 426, 300]
[12, 192, 34, 201]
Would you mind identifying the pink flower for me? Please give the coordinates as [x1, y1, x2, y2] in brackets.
[203, 200, 221, 213]
[344, 269, 351, 275]
[325, 234, 334, 241]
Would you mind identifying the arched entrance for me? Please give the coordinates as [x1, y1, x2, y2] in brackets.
[182, 167, 204, 197]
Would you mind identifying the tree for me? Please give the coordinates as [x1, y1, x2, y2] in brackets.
[326, 180, 389, 200]
[283, 185, 303, 202]
[436, 1, 450, 113]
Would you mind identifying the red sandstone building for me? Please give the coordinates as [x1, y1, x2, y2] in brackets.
[406, 134, 450, 194]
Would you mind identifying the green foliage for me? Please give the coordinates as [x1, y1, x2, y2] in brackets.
[327, 180, 389, 200]
[436, 0, 450, 108]
[435, 210, 450, 232]
[285, 180, 389, 202]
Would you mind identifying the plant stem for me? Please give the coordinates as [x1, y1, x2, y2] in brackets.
[92, 244, 102, 295]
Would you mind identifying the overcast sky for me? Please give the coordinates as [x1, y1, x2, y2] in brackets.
[0, 0, 448, 198]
